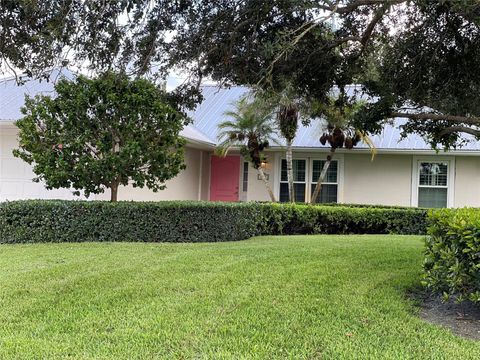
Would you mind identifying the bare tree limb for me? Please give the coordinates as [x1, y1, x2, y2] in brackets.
[392, 112, 480, 126]
[317, 0, 406, 14]
[437, 126, 480, 138]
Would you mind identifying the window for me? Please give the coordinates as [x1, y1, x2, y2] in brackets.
[280, 159, 306, 202]
[242, 162, 249, 192]
[417, 161, 448, 208]
[311, 160, 338, 203]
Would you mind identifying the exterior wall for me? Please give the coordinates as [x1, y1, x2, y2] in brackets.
[246, 156, 276, 202]
[454, 156, 480, 207]
[95, 147, 209, 201]
[260, 151, 480, 207]
[0, 123, 211, 202]
[0, 124, 83, 200]
[200, 151, 211, 200]
[3, 119, 480, 207]
[343, 154, 412, 206]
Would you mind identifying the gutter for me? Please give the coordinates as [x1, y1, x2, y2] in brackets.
[264, 146, 480, 156]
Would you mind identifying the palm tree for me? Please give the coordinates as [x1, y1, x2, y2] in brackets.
[257, 84, 312, 203]
[311, 95, 374, 204]
[216, 95, 279, 202]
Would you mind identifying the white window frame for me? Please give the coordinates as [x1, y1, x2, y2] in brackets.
[411, 156, 455, 208]
[279, 158, 308, 202]
[242, 161, 249, 193]
[275, 154, 344, 203]
[310, 158, 340, 203]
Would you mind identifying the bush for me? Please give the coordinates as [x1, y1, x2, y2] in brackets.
[0, 200, 427, 244]
[257, 203, 427, 235]
[0, 200, 260, 243]
[424, 208, 480, 304]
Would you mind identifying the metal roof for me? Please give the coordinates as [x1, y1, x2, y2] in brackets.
[188, 85, 480, 152]
[0, 70, 214, 146]
[2, 73, 480, 152]
[0, 68, 75, 121]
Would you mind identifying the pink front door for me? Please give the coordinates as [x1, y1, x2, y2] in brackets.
[210, 156, 240, 201]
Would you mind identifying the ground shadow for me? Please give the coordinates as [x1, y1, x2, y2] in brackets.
[408, 287, 480, 340]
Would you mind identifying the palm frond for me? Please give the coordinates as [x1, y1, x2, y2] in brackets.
[357, 130, 377, 161]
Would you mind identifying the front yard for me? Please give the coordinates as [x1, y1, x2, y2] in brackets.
[0, 235, 478, 359]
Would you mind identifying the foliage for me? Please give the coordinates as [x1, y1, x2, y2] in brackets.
[217, 95, 278, 169]
[314, 93, 370, 150]
[14, 72, 187, 201]
[424, 208, 480, 303]
[361, 1, 480, 148]
[3, 236, 480, 358]
[258, 203, 427, 236]
[0, 200, 427, 244]
[0, 200, 260, 244]
[4, 1, 480, 149]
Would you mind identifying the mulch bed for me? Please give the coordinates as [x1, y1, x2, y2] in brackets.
[409, 289, 480, 340]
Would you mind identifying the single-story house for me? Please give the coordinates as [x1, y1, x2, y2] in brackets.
[1, 69, 480, 207]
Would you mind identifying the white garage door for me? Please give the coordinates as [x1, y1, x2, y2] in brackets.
[0, 125, 82, 201]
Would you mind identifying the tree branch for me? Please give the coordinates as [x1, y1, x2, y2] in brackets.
[437, 126, 480, 138]
[391, 112, 480, 126]
[318, 0, 406, 14]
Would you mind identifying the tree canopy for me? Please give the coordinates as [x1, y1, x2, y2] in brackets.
[14, 71, 187, 201]
[2, 1, 480, 147]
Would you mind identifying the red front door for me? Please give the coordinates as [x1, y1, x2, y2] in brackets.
[210, 156, 240, 201]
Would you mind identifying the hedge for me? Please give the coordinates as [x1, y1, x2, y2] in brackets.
[0, 200, 428, 244]
[424, 208, 480, 304]
[258, 203, 427, 235]
[0, 201, 260, 243]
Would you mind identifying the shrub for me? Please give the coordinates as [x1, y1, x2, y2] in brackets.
[424, 208, 480, 304]
[0, 200, 427, 244]
[0, 200, 260, 243]
[257, 203, 427, 235]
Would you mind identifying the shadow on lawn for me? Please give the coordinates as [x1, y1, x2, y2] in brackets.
[408, 287, 480, 340]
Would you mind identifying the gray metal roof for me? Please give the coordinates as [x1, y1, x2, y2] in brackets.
[0, 68, 74, 121]
[0, 70, 214, 146]
[189, 85, 480, 152]
[2, 72, 480, 152]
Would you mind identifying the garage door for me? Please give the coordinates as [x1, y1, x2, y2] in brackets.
[0, 125, 81, 201]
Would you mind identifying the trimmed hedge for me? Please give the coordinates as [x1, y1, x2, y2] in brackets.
[0, 201, 260, 243]
[424, 208, 480, 303]
[0, 200, 427, 244]
[258, 203, 427, 235]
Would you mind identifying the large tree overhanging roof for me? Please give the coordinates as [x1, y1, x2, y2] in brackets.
[189, 85, 480, 152]
[2, 69, 480, 152]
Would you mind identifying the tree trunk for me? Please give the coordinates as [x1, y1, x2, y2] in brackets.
[257, 167, 276, 202]
[311, 148, 336, 204]
[286, 139, 295, 203]
[110, 182, 119, 202]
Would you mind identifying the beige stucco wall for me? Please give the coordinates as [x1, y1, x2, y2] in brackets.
[254, 151, 413, 205]
[1, 123, 210, 202]
[200, 151, 211, 200]
[0, 124, 83, 200]
[4, 119, 480, 207]
[96, 147, 209, 201]
[246, 156, 276, 202]
[454, 156, 480, 207]
[343, 153, 413, 206]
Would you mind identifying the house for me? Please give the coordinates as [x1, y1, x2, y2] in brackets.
[2, 69, 480, 207]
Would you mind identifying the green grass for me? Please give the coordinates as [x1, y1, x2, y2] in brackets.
[0, 235, 478, 359]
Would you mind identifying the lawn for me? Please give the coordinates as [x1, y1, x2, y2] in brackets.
[0, 235, 478, 359]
